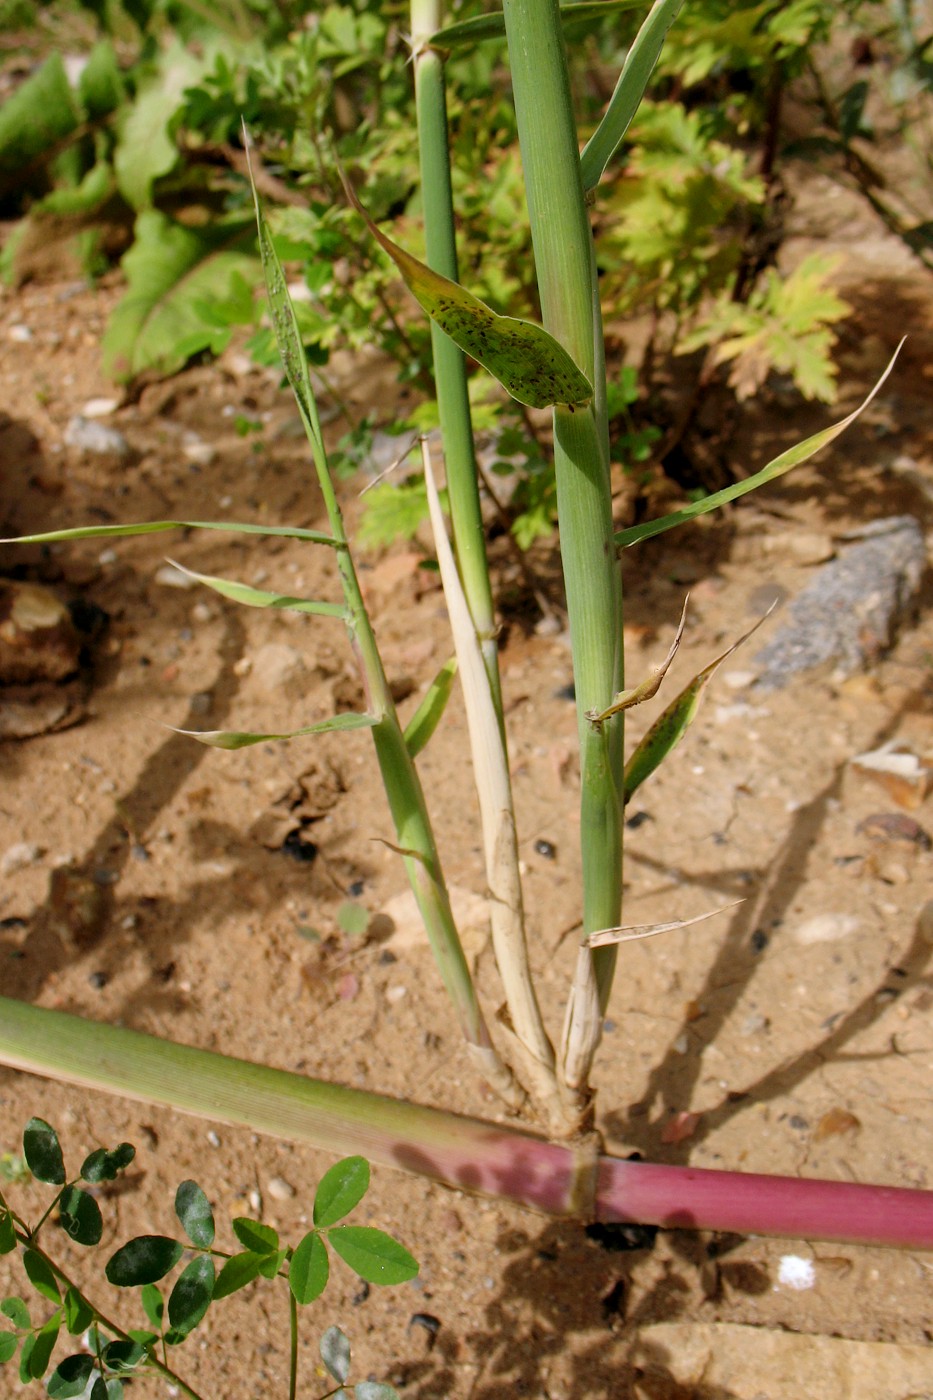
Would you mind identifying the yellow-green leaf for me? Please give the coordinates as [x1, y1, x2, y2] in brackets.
[339, 170, 592, 410]
[403, 657, 458, 758]
[164, 561, 346, 618]
[173, 713, 378, 750]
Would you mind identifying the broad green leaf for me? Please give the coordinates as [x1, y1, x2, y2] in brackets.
[80, 1143, 135, 1184]
[403, 658, 457, 757]
[313, 1157, 369, 1228]
[616, 344, 903, 548]
[430, 0, 644, 49]
[328, 1227, 418, 1286]
[174, 711, 378, 750]
[78, 40, 125, 120]
[100, 1339, 145, 1373]
[0, 1210, 15, 1254]
[623, 610, 772, 803]
[1, 520, 336, 548]
[581, 0, 687, 191]
[27, 1315, 59, 1379]
[232, 1218, 278, 1255]
[105, 1236, 183, 1287]
[47, 1353, 95, 1398]
[63, 1286, 93, 1336]
[288, 1230, 329, 1305]
[166, 1256, 214, 1341]
[321, 1325, 351, 1385]
[140, 1284, 164, 1330]
[174, 1181, 214, 1249]
[0, 1331, 17, 1363]
[102, 210, 259, 382]
[212, 1250, 265, 1300]
[355, 1385, 400, 1400]
[0, 54, 78, 182]
[1, 1297, 30, 1328]
[340, 173, 591, 410]
[58, 1186, 103, 1247]
[164, 561, 346, 618]
[23, 1249, 60, 1303]
[112, 43, 205, 209]
[23, 1118, 65, 1185]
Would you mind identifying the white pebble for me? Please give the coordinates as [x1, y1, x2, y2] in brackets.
[777, 1255, 815, 1291]
[81, 397, 119, 418]
[206, 1130, 221, 1148]
[267, 1176, 295, 1201]
[8, 324, 32, 342]
[386, 985, 408, 1003]
[1, 842, 42, 876]
[794, 913, 860, 945]
[98, 548, 118, 566]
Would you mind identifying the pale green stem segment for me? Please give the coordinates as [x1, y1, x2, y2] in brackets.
[501, 0, 624, 1106]
[411, 0, 502, 712]
[247, 146, 521, 1106]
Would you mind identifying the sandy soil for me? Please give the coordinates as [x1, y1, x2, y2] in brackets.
[1, 176, 933, 1399]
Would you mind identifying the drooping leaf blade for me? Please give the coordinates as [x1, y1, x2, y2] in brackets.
[164, 561, 346, 618]
[430, 0, 644, 50]
[166, 1256, 214, 1341]
[403, 658, 458, 758]
[580, 0, 686, 192]
[339, 171, 592, 410]
[585, 901, 741, 947]
[105, 1236, 183, 1287]
[0, 520, 337, 549]
[23, 1118, 65, 1185]
[328, 1227, 418, 1286]
[174, 1181, 215, 1249]
[172, 711, 378, 750]
[288, 1230, 329, 1305]
[313, 1157, 370, 1228]
[58, 1186, 103, 1247]
[615, 345, 903, 547]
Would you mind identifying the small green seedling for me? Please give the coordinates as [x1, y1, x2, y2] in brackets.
[0, 1118, 414, 1400]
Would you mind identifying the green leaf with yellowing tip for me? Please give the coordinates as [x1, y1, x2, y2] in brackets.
[172, 712, 378, 750]
[403, 657, 457, 758]
[622, 608, 774, 804]
[339, 170, 592, 411]
[164, 561, 346, 618]
[615, 343, 903, 548]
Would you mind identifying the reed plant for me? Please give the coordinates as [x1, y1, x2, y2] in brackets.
[2, 0, 933, 1259]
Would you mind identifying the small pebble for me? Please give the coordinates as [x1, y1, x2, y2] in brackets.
[88, 970, 109, 989]
[247, 1188, 262, 1212]
[267, 1176, 295, 1202]
[777, 1255, 815, 1291]
[64, 415, 130, 458]
[794, 913, 859, 945]
[206, 1131, 221, 1148]
[81, 397, 119, 418]
[98, 548, 118, 566]
[386, 985, 407, 1003]
[1, 842, 42, 876]
[534, 839, 556, 860]
[8, 324, 32, 342]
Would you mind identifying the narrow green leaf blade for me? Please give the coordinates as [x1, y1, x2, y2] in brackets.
[615, 346, 903, 548]
[80, 1144, 135, 1183]
[105, 1235, 183, 1287]
[580, 0, 686, 191]
[403, 658, 458, 757]
[320, 1325, 351, 1384]
[0, 520, 337, 548]
[58, 1186, 103, 1246]
[430, 0, 644, 49]
[174, 1180, 214, 1249]
[166, 1255, 214, 1341]
[288, 1230, 329, 1305]
[212, 1250, 265, 1300]
[173, 711, 378, 750]
[22, 1248, 61, 1303]
[328, 1227, 418, 1285]
[0, 1211, 15, 1255]
[231, 1218, 278, 1254]
[314, 1157, 370, 1227]
[163, 561, 346, 618]
[23, 1118, 65, 1185]
[340, 172, 592, 410]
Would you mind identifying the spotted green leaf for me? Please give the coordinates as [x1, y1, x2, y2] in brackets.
[340, 172, 591, 410]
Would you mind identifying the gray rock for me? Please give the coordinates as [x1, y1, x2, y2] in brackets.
[64, 415, 130, 459]
[754, 516, 925, 690]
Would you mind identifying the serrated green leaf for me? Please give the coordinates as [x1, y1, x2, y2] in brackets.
[314, 1157, 370, 1228]
[27, 1314, 59, 1379]
[80, 1143, 135, 1184]
[403, 658, 457, 758]
[0, 1210, 15, 1254]
[288, 1231, 329, 1305]
[232, 1218, 279, 1254]
[105, 1236, 183, 1288]
[173, 711, 378, 750]
[0, 1331, 17, 1363]
[23, 1118, 65, 1185]
[615, 343, 903, 548]
[23, 1249, 61, 1303]
[1, 520, 337, 549]
[320, 1325, 351, 1384]
[2, 1297, 30, 1328]
[102, 210, 259, 382]
[166, 1256, 214, 1341]
[46, 1353, 95, 1398]
[164, 561, 346, 618]
[340, 173, 591, 410]
[211, 1250, 265, 1300]
[0, 53, 78, 183]
[140, 1283, 164, 1330]
[328, 1227, 418, 1286]
[58, 1186, 103, 1247]
[174, 1181, 214, 1249]
[63, 1286, 93, 1336]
